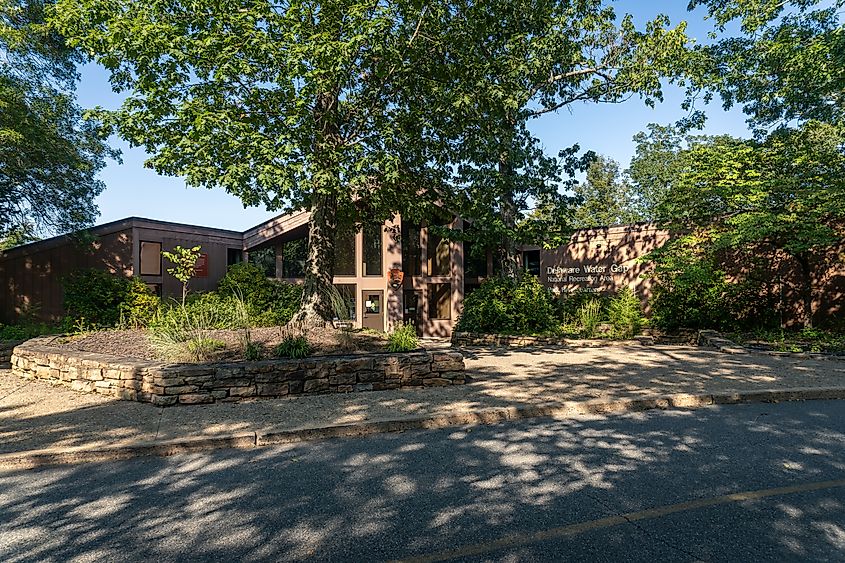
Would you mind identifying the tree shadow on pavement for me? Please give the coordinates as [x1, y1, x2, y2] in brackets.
[1, 401, 844, 562]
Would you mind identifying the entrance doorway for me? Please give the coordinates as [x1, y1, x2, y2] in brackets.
[403, 289, 423, 336]
[361, 290, 384, 331]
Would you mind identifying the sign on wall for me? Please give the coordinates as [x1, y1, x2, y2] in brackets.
[546, 263, 631, 293]
[194, 253, 209, 278]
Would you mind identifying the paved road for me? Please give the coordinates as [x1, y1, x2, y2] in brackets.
[2, 401, 844, 562]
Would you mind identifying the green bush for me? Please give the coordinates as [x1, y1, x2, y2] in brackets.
[387, 323, 420, 352]
[64, 269, 159, 329]
[0, 322, 57, 341]
[184, 337, 226, 362]
[647, 236, 779, 332]
[218, 262, 302, 326]
[576, 299, 602, 338]
[456, 275, 557, 335]
[243, 341, 264, 361]
[118, 278, 161, 328]
[146, 298, 232, 361]
[607, 288, 643, 338]
[274, 335, 311, 359]
[555, 292, 609, 325]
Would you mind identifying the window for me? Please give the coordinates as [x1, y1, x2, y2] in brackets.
[227, 248, 243, 267]
[139, 241, 162, 276]
[251, 247, 278, 278]
[365, 293, 381, 314]
[282, 238, 307, 278]
[146, 283, 162, 297]
[401, 222, 422, 276]
[427, 230, 450, 276]
[333, 284, 357, 320]
[333, 227, 356, 277]
[523, 250, 541, 276]
[363, 224, 382, 276]
[464, 240, 488, 279]
[428, 283, 451, 319]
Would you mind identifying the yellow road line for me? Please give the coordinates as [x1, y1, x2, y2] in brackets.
[395, 478, 845, 563]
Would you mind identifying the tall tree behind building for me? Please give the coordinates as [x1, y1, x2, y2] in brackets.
[571, 155, 643, 229]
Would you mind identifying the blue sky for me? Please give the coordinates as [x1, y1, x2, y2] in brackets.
[76, 0, 752, 232]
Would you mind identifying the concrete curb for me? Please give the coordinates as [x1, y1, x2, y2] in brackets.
[3, 386, 845, 470]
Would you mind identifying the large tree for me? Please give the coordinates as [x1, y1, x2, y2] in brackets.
[409, 1, 690, 275]
[687, 0, 845, 131]
[651, 122, 845, 327]
[0, 0, 114, 243]
[51, 0, 451, 324]
[571, 155, 642, 228]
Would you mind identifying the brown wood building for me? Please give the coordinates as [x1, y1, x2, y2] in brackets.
[2, 215, 842, 333]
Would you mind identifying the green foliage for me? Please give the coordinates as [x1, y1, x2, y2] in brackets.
[0, 223, 37, 250]
[118, 278, 160, 328]
[456, 275, 557, 335]
[146, 299, 229, 362]
[184, 337, 225, 363]
[242, 341, 263, 361]
[0, 321, 56, 341]
[607, 288, 643, 338]
[63, 269, 135, 328]
[161, 245, 201, 305]
[572, 155, 644, 228]
[687, 0, 845, 131]
[274, 335, 311, 360]
[642, 121, 845, 328]
[576, 300, 603, 339]
[217, 262, 302, 326]
[1, 0, 116, 237]
[387, 323, 419, 353]
[646, 234, 779, 332]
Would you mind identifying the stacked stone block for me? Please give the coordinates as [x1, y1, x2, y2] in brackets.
[0, 340, 23, 369]
[10, 338, 466, 406]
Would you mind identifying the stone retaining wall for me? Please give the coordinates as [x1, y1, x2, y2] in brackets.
[0, 340, 23, 369]
[11, 338, 465, 406]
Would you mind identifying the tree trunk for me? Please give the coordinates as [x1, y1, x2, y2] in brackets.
[796, 253, 814, 329]
[498, 189, 520, 278]
[291, 90, 340, 327]
[293, 190, 338, 326]
[497, 144, 520, 278]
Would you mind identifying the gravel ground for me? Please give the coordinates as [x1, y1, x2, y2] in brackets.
[2, 344, 845, 455]
[54, 326, 391, 362]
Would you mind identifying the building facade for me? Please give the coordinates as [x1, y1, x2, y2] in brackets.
[2, 213, 842, 333]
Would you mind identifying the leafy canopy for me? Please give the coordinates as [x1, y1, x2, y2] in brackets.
[50, 0, 444, 223]
[408, 1, 690, 254]
[0, 0, 115, 239]
[686, 0, 845, 131]
[571, 155, 643, 229]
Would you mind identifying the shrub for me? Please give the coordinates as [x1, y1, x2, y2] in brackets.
[118, 278, 161, 328]
[218, 262, 302, 326]
[577, 299, 602, 338]
[243, 341, 264, 361]
[456, 275, 557, 335]
[184, 337, 226, 362]
[646, 235, 779, 332]
[0, 322, 57, 341]
[64, 269, 137, 328]
[274, 335, 311, 359]
[387, 323, 419, 352]
[607, 288, 643, 338]
[555, 292, 609, 325]
[147, 298, 226, 361]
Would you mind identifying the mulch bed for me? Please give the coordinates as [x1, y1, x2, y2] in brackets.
[56, 326, 393, 362]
